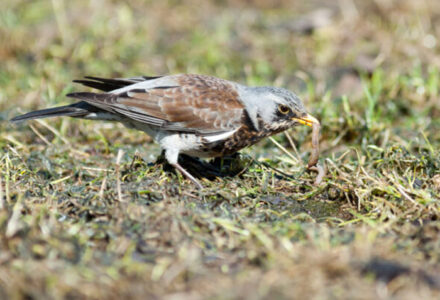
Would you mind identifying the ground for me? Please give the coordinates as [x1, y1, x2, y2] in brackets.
[1, 0, 440, 299]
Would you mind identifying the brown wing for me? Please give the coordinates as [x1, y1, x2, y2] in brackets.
[68, 74, 245, 135]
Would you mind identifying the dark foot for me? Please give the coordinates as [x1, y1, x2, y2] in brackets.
[179, 153, 251, 179]
[154, 153, 251, 184]
[171, 162, 203, 189]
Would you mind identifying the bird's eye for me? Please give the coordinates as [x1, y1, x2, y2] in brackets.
[278, 105, 290, 114]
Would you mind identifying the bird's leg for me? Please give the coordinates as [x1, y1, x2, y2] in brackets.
[171, 162, 203, 189]
[164, 148, 203, 189]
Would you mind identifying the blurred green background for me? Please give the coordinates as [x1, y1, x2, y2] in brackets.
[1, 0, 440, 299]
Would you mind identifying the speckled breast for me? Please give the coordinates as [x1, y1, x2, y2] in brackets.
[202, 124, 286, 157]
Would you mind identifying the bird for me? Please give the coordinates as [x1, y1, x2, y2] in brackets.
[11, 74, 319, 189]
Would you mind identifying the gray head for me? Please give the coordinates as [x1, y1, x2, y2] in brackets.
[238, 85, 319, 131]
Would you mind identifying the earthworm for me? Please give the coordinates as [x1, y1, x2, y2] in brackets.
[307, 122, 325, 185]
[309, 164, 325, 186]
[308, 122, 320, 168]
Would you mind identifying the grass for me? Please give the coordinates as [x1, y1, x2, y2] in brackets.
[1, 0, 440, 299]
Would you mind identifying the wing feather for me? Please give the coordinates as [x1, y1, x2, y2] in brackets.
[68, 74, 245, 135]
[73, 76, 161, 92]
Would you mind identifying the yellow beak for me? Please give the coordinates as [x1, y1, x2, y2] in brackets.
[293, 114, 320, 127]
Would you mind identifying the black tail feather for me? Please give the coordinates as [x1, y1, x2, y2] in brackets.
[73, 76, 162, 92]
[72, 80, 123, 92]
[11, 75, 163, 122]
[10, 102, 96, 123]
[73, 77, 131, 92]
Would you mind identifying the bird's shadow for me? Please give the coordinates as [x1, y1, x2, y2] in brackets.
[128, 152, 296, 182]
[155, 152, 252, 180]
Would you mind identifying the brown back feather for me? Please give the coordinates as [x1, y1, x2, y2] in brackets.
[118, 74, 244, 134]
[71, 74, 245, 135]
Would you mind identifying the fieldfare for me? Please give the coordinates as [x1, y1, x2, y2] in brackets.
[11, 74, 319, 188]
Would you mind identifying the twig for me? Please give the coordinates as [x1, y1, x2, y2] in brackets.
[99, 177, 107, 201]
[6, 197, 23, 238]
[0, 176, 4, 211]
[35, 119, 71, 145]
[269, 137, 299, 164]
[81, 166, 113, 173]
[50, 174, 73, 185]
[29, 124, 51, 146]
[5, 154, 10, 205]
[285, 131, 303, 166]
[256, 160, 296, 180]
[3, 135, 25, 149]
[115, 149, 125, 202]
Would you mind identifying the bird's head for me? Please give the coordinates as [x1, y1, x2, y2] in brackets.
[241, 86, 319, 131]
